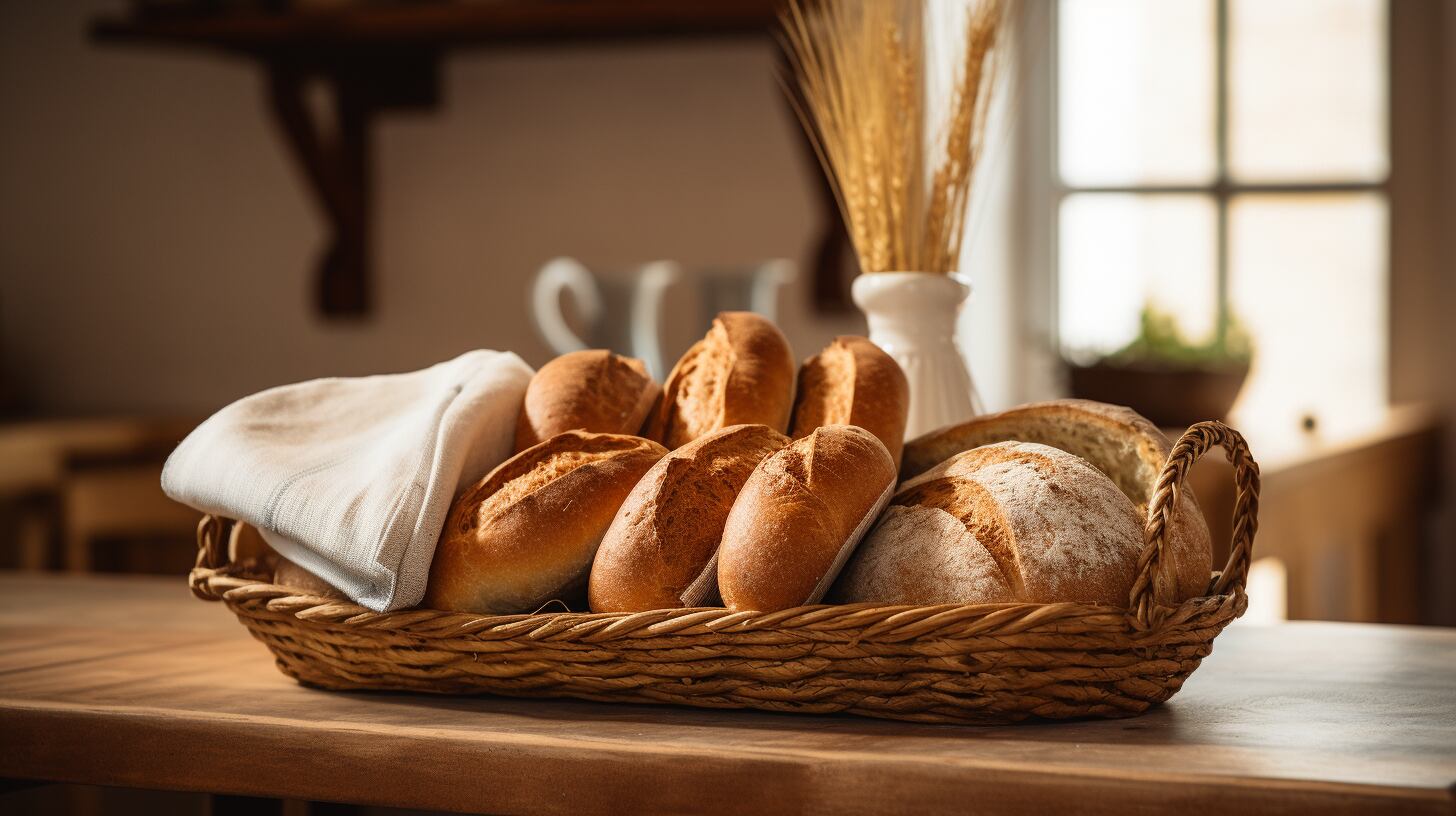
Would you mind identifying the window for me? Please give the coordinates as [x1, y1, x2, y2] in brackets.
[1053, 0, 1389, 441]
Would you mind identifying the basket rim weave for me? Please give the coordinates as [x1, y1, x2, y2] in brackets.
[189, 421, 1260, 723]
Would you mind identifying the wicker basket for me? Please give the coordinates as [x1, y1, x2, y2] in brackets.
[190, 421, 1259, 725]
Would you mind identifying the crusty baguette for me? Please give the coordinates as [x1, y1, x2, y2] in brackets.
[425, 431, 666, 615]
[832, 441, 1145, 607]
[901, 399, 1212, 603]
[588, 424, 790, 612]
[789, 336, 910, 467]
[646, 312, 796, 450]
[514, 350, 660, 453]
[717, 424, 896, 612]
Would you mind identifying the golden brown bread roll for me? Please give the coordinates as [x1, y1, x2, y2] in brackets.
[425, 431, 667, 615]
[514, 350, 660, 453]
[789, 336, 910, 467]
[645, 312, 796, 450]
[717, 424, 896, 612]
[901, 399, 1212, 602]
[832, 441, 1147, 607]
[588, 424, 790, 612]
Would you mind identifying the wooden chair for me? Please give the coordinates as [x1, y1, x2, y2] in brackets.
[0, 417, 199, 574]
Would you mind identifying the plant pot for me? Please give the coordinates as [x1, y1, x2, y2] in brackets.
[852, 272, 980, 439]
[1066, 360, 1251, 429]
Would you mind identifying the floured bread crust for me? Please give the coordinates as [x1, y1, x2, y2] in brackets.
[828, 505, 1013, 606]
[901, 400, 1212, 603]
[833, 441, 1145, 607]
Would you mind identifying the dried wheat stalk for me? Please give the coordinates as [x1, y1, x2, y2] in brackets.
[781, 0, 1007, 275]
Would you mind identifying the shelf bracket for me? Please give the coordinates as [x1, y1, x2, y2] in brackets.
[264, 51, 438, 318]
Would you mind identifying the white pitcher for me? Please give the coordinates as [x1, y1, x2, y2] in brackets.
[531, 258, 795, 380]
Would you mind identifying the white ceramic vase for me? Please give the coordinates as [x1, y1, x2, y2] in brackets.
[852, 272, 981, 440]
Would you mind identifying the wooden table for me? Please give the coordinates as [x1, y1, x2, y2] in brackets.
[2, 575, 1453, 815]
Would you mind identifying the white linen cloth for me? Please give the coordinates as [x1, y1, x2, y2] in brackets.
[162, 350, 534, 611]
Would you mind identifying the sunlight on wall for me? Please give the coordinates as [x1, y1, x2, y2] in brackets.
[1239, 556, 1290, 625]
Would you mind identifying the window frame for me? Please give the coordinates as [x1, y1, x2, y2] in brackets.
[1046, 0, 1392, 352]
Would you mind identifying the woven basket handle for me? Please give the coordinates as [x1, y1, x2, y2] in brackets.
[190, 514, 229, 600]
[1128, 421, 1260, 628]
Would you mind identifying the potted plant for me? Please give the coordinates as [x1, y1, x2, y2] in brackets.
[1066, 304, 1253, 428]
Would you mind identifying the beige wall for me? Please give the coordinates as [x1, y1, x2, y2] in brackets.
[0, 1, 875, 416]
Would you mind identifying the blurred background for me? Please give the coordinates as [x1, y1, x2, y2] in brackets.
[0, 0, 1452, 631]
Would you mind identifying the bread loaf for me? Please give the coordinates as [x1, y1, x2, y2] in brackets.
[646, 312, 796, 450]
[514, 350, 660, 452]
[717, 424, 896, 612]
[789, 336, 910, 467]
[236, 519, 340, 598]
[901, 399, 1212, 602]
[832, 441, 1145, 607]
[273, 556, 345, 599]
[588, 424, 790, 612]
[425, 431, 667, 615]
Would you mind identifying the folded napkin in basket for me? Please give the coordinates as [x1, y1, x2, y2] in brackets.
[162, 350, 534, 611]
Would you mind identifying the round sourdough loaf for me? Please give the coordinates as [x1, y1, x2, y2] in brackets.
[789, 336, 910, 467]
[901, 399, 1212, 603]
[513, 350, 660, 452]
[588, 424, 790, 612]
[717, 424, 896, 612]
[425, 431, 666, 615]
[832, 441, 1145, 607]
[645, 312, 796, 450]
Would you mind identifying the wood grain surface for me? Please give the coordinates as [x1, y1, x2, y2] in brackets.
[1, 574, 1453, 815]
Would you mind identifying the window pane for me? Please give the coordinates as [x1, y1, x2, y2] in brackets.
[1059, 0, 1217, 186]
[1059, 193, 1218, 356]
[1228, 194, 1388, 440]
[1229, 0, 1388, 183]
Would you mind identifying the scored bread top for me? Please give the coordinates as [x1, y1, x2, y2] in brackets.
[789, 336, 910, 467]
[830, 503, 1015, 605]
[588, 424, 789, 612]
[833, 441, 1144, 607]
[425, 431, 667, 615]
[718, 424, 895, 612]
[767, 424, 893, 540]
[900, 399, 1212, 603]
[899, 442, 1143, 602]
[646, 312, 796, 450]
[514, 350, 660, 452]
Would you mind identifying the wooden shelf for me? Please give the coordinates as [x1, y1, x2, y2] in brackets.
[88, 1, 855, 320]
[91, 1, 781, 55]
